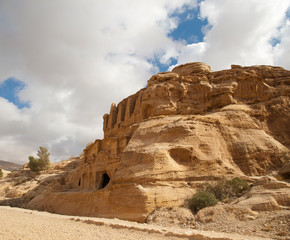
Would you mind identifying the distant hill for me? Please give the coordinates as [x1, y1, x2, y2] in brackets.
[0, 160, 22, 171]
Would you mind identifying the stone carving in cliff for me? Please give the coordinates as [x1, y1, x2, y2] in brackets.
[27, 62, 290, 222]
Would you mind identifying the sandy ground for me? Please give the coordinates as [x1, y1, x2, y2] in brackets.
[0, 206, 271, 240]
[0, 206, 183, 240]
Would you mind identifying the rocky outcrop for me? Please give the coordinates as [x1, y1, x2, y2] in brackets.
[27, 62, 290, 222]
[172, 62, 211, 76]
[146, 177, 290, 239]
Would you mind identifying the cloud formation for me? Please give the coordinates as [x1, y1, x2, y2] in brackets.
[176, 0, 290, 70]
[0, 0, 289, 164]
[0, 0, 197, 163]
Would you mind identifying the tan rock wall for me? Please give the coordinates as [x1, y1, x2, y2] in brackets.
[27, 62, 290, 222]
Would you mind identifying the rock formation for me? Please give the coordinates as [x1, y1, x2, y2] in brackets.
[27, 62, 290, 222]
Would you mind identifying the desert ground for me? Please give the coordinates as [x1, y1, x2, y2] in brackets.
[0, 206, 184, 240]
[0, 206, 270, 240]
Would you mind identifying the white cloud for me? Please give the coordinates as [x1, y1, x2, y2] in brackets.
[0, 0, 197, 163]
[172, 42, 206, 67]
[274, 19, 290, 69]
[175, 0, 290, 70]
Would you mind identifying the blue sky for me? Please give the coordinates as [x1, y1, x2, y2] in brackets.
[0, 0, 289, 163]
[0, 78, 30, 109]
[151, 6, 207, 73]
[169, 6, 207, 44]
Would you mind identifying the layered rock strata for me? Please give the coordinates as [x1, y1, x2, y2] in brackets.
[28, 62, 290, 222]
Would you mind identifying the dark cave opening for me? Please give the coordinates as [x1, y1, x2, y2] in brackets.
[100, 173, 110, 189]
[96, 172, 110, 190]
[78, 178, 81, 187]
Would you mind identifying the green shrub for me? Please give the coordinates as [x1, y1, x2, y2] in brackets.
[226, 177, 250, 196]
[28, 146, 50, 172]
[204, 182, 225, 200]
[188, 177, 250, 214]
[0, 168, 3, 178]
[204, 177, 250, 201]
[189, 190, 218, 214]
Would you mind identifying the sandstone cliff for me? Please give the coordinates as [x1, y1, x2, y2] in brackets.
[26, 62, 290, 222]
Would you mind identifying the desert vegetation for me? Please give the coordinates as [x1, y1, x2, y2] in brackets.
[188, 190, 218, 214]
[0, 168, 3, 178]
[28, 146, 51, 172]
[204, 177, 250, 201]
[189, 177, 250, 213]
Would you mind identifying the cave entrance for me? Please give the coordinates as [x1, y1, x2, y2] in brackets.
[78, 178, 81, 187]
[96, 172, 110, 190]
[100, 173, 110, 189]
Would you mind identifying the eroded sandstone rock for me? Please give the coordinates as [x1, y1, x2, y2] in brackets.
[172, 62, 211, 76]
[27, 62, 290, 222]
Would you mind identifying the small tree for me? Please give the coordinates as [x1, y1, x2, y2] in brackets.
[28, 146, 50, 172]
[0, 168, 3, 178]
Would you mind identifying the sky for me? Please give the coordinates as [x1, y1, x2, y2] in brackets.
[0, 0, 289, 164]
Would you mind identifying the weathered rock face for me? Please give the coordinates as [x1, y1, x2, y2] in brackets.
[27, 62, 290, 222]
